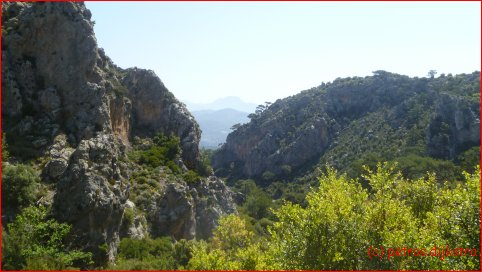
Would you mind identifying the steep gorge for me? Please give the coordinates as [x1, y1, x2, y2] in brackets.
[2, 2, 236, 264]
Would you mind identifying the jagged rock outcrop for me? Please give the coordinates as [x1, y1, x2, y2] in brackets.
[53, 133, 128, 263]
[2, 2, 200, 160]
[427, 93, 480, 160]
[2, 2, 109, 143]
[2, 1, 233, 265]
[122, 68, 201, 169]
[150, 176, 236, 240]
[213, 72, 480, 180]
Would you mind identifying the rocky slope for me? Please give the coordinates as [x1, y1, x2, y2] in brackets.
[213, 71, 480, 181]
[2, 2, 235, 264]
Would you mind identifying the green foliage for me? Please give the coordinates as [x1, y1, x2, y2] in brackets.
[267, 164, 480, 270]
[190, 164, 480, 270]
[458, 146, 480, 172]
[153, 133, 181, 160]
[270, 167, 369, 270]
[243, 188, 273, 220]
[261, 171, 275, 181]
[254, 217, 274, 236]
[183, 170, 201, 184]
[233, 179, 275, 221]
[2, 206, 92, 270]
[188, 214, 269, 270]
[2, 163, 39, 214]
[138, 146, 175, 170]
[130, 133, 181, 173]
[393, 154, 462, 182]
[173, 239, 196, 268]
[198, 148, 214, 176]
[121, 208, 135, 232]
[2, 132, 9, 161]
[109, 237, 177, 270]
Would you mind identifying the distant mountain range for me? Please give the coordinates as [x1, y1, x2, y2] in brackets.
[185, 97, 255, 148]
[185, 96, 257, 113]
[191, 108, 250, 149]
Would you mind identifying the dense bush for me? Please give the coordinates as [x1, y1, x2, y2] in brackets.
[189, 164, 480, 270]
[2, 133, 9, 161]
[2, 206, 92, 270]
[458, 146, 480, 172]
[198, 148, 214, 176]
[130, 133, 181, 173]
[188, 214, 269, 270]
[393, 154, 462, 182]
[2, 163, 39, 215]
[243, 188, 273, 220]
[108, 237, 179, 270]
[183, 170, 201, 184]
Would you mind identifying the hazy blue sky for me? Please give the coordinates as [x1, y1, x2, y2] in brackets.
[86, 2, 480, 105]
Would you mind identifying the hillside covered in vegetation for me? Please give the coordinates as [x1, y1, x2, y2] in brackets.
[213, 71, 480, 185]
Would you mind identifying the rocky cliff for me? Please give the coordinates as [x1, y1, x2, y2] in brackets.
[213, 71, 480, 181]
[2, 2, 235, 264]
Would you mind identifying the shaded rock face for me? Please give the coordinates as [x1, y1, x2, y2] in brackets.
[2, 2, 109, 143]
[427, 94, 480, 160]
[2, 3, 122, 261]
[213, 72, 480, 180]
[53, 133, 128, 263]
[122, 68, 201, 169]
[108, 95, 132, 145]
[149, 176, 237, 240]
[2, 2, 201, 157]
[2, 1, 230, 265]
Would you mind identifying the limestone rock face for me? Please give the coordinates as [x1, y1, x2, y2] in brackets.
[150, 176, 237, 240]
[42, 134, 73, 181]
[2, 2, 109, 143]
[2, 2, 201, 155]
[213, 72, 480, 180]
[122, 68, 201, 169]
[427, 93, 480, 160]
[53, 134, 128, 263]
[122, 200, 148, 240]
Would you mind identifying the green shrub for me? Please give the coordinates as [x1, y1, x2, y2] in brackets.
[111, 237, 177, 270]
[166, 160, 181, 174]
[243, 189, 273, 220]
[262, 171, 275, 181]
[147, 179, 160, 189]
[198, 148, 215, 177]
[173, 239, 196, 267]
[122, 208, 135, 229]
[2, 133, 9, 161]
[458, 146, 480, 172]
[139, 146, 166, 168]
[393, 154, 462, 182]
[133, 133, 182, 174]
[183, 170, 201, 184]
[118, 238, 151, 260]
[153, 133, 180, 161]
[280, 164, 292, 176]
[2, 163, 39, 214]
[2, 206, 92, 270]
[254, 218, 274, 236]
